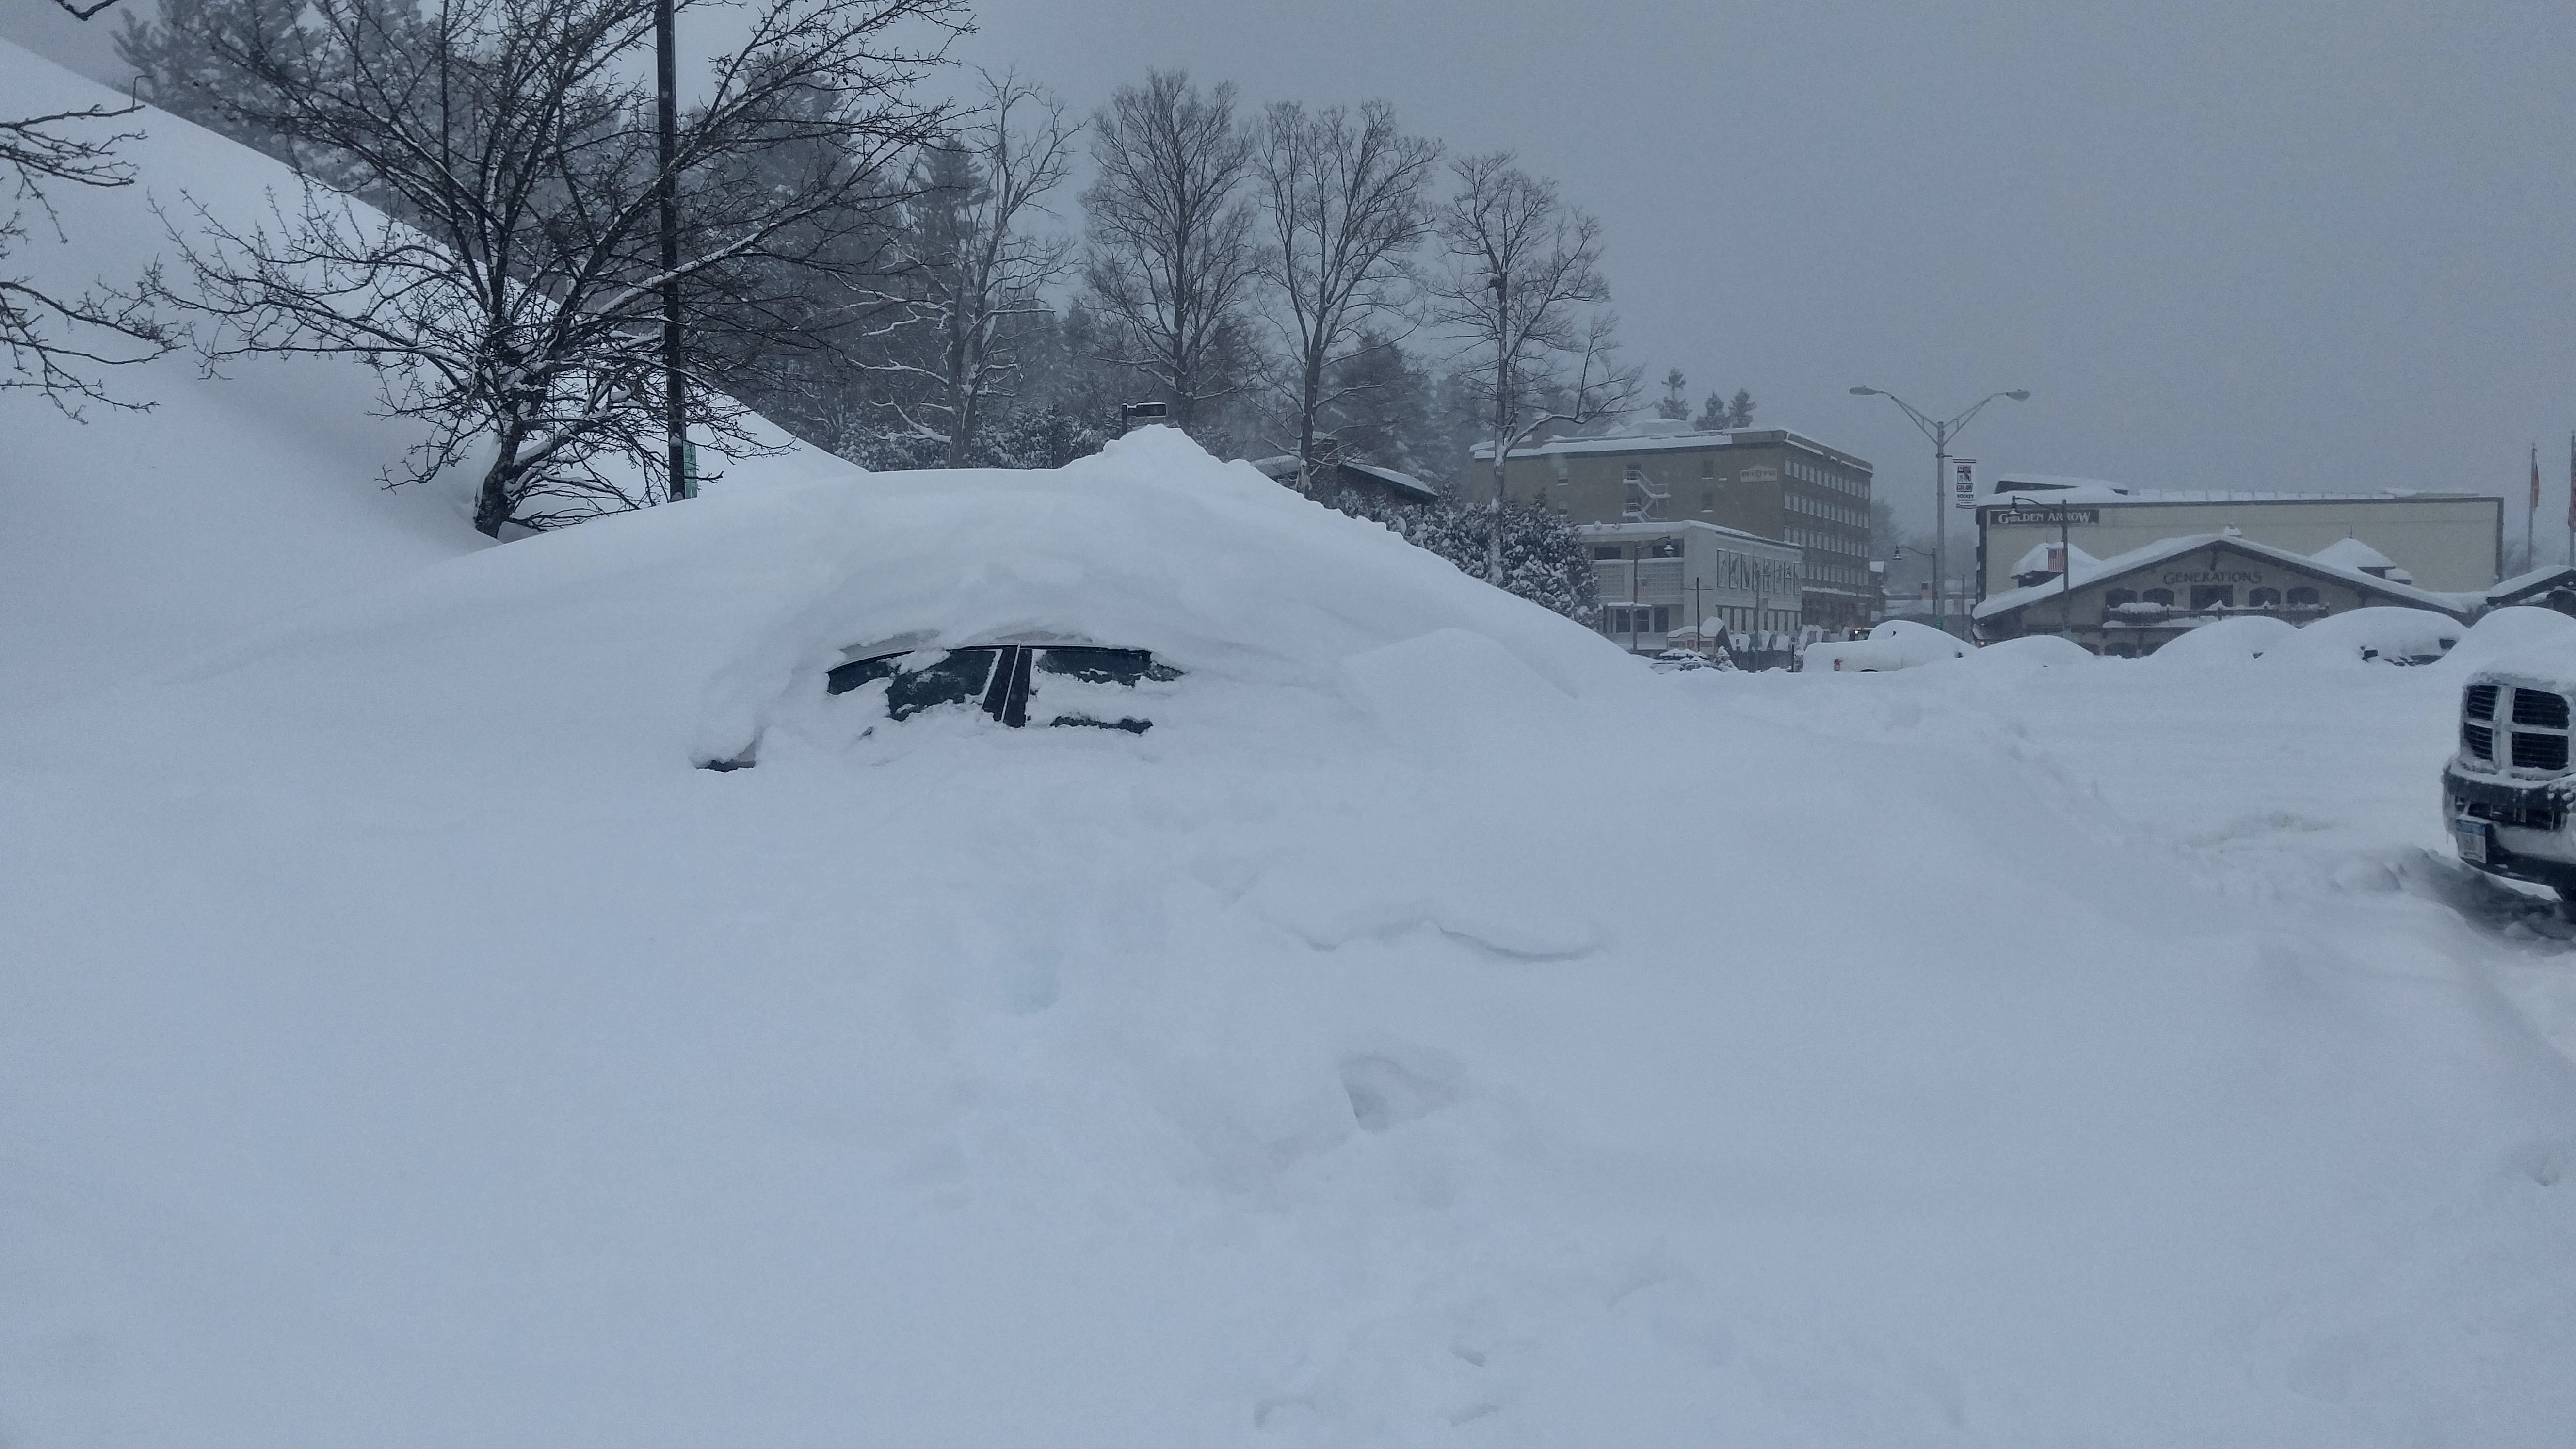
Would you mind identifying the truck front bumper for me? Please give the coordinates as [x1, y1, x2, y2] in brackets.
[2444, 763, 2576, 893]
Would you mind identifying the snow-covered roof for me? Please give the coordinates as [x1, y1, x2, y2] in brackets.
[1340, 459, 1440, 502]
[1468, 423, 1866, 468]
[1988, 473, 2134, 496]
[1574, 519, 1798, 553]
[2309, 536, 2396, 571]
[2487, 564, 2576, 602]
[1244, 454, 1439, 503]
[1470, 429, 1735, 461]
[2009, 540, 2100, 576]
[1985, 482, 2496, 507]
[1972, 531, 2473, 621]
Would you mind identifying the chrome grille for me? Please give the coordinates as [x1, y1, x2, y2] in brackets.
[2465, 683, 2499, 720]
[2463, 723, 2494, 760]
[2512, 688, 2571, 728]
[2512, 731, 2568, 771]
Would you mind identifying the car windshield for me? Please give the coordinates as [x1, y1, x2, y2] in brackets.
[828, 643, 1178, 732]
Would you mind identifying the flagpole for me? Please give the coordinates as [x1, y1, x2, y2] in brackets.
[2565, 431, 2573, 568]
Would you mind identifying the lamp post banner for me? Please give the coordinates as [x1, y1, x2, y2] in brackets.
[1953, 457, 1977, 509]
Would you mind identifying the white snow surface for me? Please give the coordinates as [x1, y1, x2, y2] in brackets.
[8, 39, 2576, 1449]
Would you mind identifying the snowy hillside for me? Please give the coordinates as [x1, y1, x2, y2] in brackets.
[7, 37, 2576, 1449]
[0, 41, 838, 714]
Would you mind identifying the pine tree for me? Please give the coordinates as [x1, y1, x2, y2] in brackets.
[1655, 367, 1689, 421]
[1692, 386, 1756, 431]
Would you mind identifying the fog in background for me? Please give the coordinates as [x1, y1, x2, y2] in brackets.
[16, 0, 2576, 541]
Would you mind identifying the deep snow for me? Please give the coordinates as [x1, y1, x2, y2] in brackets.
[6, 38, 2576, 1449]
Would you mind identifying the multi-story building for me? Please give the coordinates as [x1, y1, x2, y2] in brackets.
[1466, 419, 1877, 630]
[1577, 521, 1804, 652]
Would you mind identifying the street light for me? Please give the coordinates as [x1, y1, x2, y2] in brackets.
[1850, 385, 2031, 636]
[656, 0, 687, 502]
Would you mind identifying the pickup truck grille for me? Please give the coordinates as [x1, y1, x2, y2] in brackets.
[2514, 731, 2570, 771]
[2464, 684, 2575, 774]
[2513, 690, 2571, 728]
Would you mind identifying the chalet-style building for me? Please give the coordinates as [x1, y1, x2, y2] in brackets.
[1973, 530, 2477, 656]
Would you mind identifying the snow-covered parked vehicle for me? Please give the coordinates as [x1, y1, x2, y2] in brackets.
[2443, 651, 2576, 906]
[1801, 619, 1971, 672]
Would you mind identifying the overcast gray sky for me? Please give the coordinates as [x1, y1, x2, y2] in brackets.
[15, 0, 2576, 538]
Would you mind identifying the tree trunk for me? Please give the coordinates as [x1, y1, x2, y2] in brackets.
[472, 424, 527, 538]
[1297, 345, 1323, 494]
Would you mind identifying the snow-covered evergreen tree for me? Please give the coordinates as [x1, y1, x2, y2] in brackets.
[1386, 498, 1596, 621]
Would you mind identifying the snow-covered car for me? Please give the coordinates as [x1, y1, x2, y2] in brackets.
[2443, 652, 2576, 907]
[1801, 619, 1972, 672]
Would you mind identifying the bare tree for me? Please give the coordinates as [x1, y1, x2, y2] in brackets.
[1079, 70, 1261, 436]
[1428, 153, 1638, 582]
[163, 0, 961, 536]
[1253, 98, 1438, 486]
[1, 96, 174, 416]
[879, 69, 1076, 467]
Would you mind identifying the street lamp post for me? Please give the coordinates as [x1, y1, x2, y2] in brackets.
[656, 0, 688, 503]
[1849, 386, 2030, 636]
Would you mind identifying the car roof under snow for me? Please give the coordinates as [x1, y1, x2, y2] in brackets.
[676, 427, 1649, 762]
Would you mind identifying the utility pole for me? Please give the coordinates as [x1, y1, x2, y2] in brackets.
[656, 0, 688, 503]
[2060, 504, 2075, 639]
[1486, 273, 1512, 586]
[1850, 386, 2031, 636]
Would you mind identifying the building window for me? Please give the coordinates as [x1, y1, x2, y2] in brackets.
[1649, 538, 1681, 558]
[2287, 586, 2319, 608]
[1701, 488, 1715, 508]
[2105, 588, 2137, 607]
[2143, 588, 2174, 607]
[1700, 457, 1715, 477]
[1593, 545, 1623, 560]
[2247, 587, 2281, 609]
[2190, 585, 2234, 611]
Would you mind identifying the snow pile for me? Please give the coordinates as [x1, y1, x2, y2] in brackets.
[7, 38, 2576, 1449]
